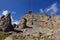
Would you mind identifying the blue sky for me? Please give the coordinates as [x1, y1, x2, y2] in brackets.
[0, 0, 60, 24]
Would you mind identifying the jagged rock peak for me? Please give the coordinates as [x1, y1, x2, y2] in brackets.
[0, 13, 14, 32]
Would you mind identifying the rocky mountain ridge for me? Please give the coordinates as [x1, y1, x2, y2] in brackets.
[19, 11, 60, 28]
[0, 11, 60, 40]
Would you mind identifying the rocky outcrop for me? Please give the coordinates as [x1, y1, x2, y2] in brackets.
[19, 12, 51, 28]
[17, 11, 60, 40]
[1, 11, 60, 40]
[19, 11, 33, 29]
[19, 12, 60, 28]
[0, 13, 14, 32]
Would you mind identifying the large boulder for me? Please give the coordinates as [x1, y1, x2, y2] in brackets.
[0, 13, 14, 32]
[19, 11, 33, 28]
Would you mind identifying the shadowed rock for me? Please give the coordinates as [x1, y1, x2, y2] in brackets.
[13, 29, 23, 33]
[23, 18, 32, 29]
[0, 13, 23, 33]
[0, 13, 14, 32]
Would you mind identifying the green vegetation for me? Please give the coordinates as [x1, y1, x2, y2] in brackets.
[0, 32, 53, 40]
[12, 35, 24, 40]
[32, 35, 53, 40]
[12, 35, 18, 40]
[19, 36, 24, 40]
[32, 36, 41, 40]
[0, 32, 9, 40]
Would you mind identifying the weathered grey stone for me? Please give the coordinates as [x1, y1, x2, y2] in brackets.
[0, 13, 14, 32]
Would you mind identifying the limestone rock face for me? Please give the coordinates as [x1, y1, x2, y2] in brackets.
[33, 14, 50, 27]
[18, 12, 60, 40]
[23, 14, 33, 27]
[51, 15, 60, 28]
[19, 11, 33, 28]
[19, 13, 50, 28]
[19, 12, 60, 28]
[0, 13, 14, 32]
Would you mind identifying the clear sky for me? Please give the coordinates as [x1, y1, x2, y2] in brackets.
[0, 0, 60, 23]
